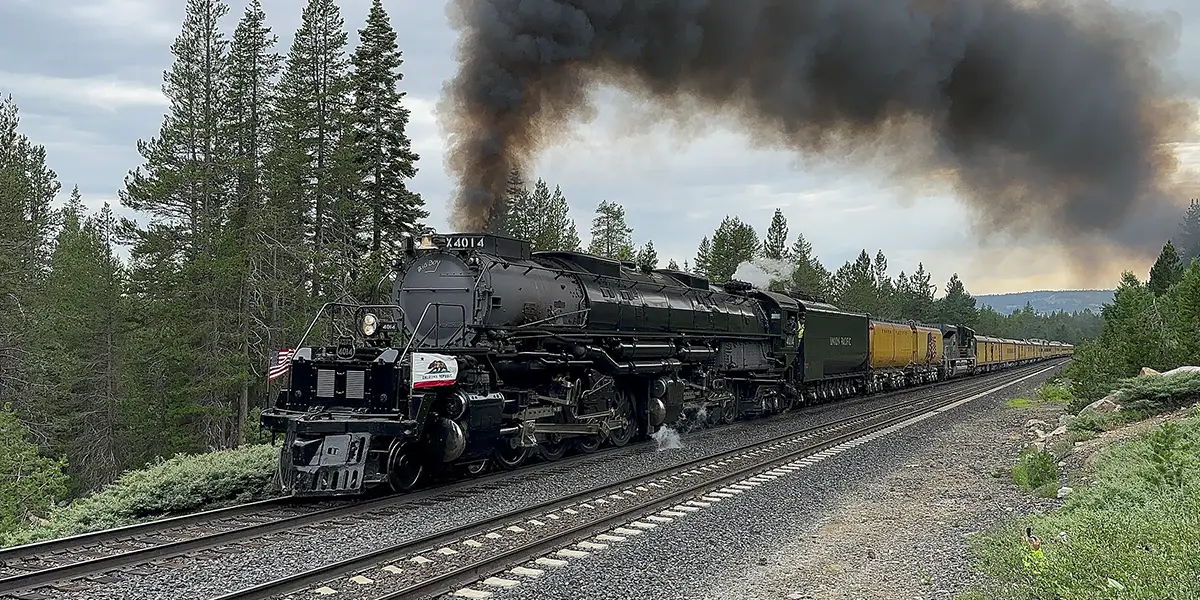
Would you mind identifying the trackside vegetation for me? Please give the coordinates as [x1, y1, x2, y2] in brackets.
[0, 444, 277, 548]
[967, 408, 1200, 600]
[964, 249, 1200, 599]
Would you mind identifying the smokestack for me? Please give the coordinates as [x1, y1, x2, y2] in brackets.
[439, 0, 1194, 263]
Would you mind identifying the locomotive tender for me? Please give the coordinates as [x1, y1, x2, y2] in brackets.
[261, 232, 1072, 497]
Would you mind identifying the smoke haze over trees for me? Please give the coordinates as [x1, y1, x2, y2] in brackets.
[441, 0, 1196, 273]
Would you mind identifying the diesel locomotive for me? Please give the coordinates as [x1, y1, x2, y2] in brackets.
[261, 232, 1072, 497]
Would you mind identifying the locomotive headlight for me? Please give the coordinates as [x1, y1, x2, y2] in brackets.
[361, 313, 379, 336]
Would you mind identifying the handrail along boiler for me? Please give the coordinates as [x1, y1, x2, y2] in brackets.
[261, 232, 1073, 497]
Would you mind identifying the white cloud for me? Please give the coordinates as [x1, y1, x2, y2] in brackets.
[36, 0, 180, 42]
[0, 71, 165, 110]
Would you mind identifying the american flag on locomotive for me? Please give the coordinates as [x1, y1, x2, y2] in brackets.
[267, 349, 295, 381]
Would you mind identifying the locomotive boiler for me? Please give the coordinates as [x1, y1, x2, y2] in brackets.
[260, 231, 1073, 497]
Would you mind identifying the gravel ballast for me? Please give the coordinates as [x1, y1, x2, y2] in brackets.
[470, 364, 1065, 600]
[44, 367, 1056, 600]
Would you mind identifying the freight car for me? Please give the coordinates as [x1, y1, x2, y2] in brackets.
[261, 232, 1072, 497]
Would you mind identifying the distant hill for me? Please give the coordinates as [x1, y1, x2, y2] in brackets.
[974, 290, 1114, 315]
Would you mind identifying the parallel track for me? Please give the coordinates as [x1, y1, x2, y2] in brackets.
[0, 360, 1064, 600]
[214, 361, 1063, 600]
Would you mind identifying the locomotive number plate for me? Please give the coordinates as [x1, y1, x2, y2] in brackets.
[446, 235, 485, 249]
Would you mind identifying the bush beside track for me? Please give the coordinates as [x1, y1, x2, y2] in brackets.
[962, 377, 1200, 600]
[1, 444, 278, 548]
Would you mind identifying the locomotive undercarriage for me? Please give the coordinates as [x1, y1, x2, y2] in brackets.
[434, 360, 804, 492]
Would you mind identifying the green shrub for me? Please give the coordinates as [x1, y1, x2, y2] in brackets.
[966, 415, 1200, 599]
[1068, 410, 1138, 434]
[1144, 422, 1192, 490]
[1012, 449, 1060, 494]
[0, 405, 69, 539]
[1, 444, 279, 547]
[1066, 428, 1096, 444]
[1038, 382, 1074, 405]
[1111, 372, 1200, 415]
[1006, 382, 1075, 410]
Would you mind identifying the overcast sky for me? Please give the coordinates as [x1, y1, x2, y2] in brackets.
[1, 0, 1198, 295]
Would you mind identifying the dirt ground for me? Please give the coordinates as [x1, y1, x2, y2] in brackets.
[711, 381, 1065, 600]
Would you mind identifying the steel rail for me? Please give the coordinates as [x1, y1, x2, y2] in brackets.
[0, 360, 1064, 598]
[370, 362, 1063, 600]
[212, 361, 1062, 600]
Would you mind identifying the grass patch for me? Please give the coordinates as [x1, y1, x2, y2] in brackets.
[1037, 382, 1074, 405]
[965, 413, 1200, 599]
[0, 444, 279, 548]
[1012, 449, 1060, 497]
[1006, 381, 1075, 410]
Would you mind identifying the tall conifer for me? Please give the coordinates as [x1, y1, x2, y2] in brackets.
[225, 0, 281, 444]
[351, 0, 426, 283]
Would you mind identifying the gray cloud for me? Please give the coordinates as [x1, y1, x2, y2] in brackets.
[0, 0, 1197, 293]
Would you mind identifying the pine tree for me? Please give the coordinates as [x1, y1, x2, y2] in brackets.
[0, 95, 59, 439]
[225, 0, 281, 446]
[707, 216, 759, 282]
[1177, 199, 1200, 265]
[787, 233, 830, 297]
[666, 258, 680, 270]
[636, 240, 659, 270]
[41, 190, 126, 490]
[0, 96, 58, 294]
[561, 221, 581, 252]
[511, 182, 582, 251]
[546, 185, 580, 251]
[123, 0, 230, 253]
[937, 273, 978, 326]
[120, 0, 236, 452]
[587, 200, 634, 260]
[1168, 259, 1200, 363]
[520, 179, 555, 249]
[762, 208, 789, 260]
[873, 250, 895, 318]
[273, 0, 357, 300]
[832, 251, 876, 313]
[1148, 240, 1184, 295]
[905, 262, 936, 322]
[694, 237, 712, 277]
[350, 0, 425, 282]
[496, 169, 529, 236]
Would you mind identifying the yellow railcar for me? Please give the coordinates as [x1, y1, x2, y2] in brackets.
[976, 335, 999, 367]
[1001, 339, 1017, 363]
[868, 320, 943, 369]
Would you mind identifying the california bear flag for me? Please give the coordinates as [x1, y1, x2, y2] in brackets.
[411, 352, 459, 389]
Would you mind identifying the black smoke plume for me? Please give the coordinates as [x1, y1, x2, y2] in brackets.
[439, 0, 1193, 259]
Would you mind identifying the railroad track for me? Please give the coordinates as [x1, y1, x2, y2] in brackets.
[211, 362, 1062, 600]
[0, 360, 1062, 600]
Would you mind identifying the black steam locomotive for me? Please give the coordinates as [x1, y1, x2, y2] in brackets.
[261, 232, 1069, 497]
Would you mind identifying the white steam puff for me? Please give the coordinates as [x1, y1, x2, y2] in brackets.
[732, 258, 793, 288]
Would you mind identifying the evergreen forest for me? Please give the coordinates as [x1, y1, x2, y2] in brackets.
[3, 0, 1199, 513]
